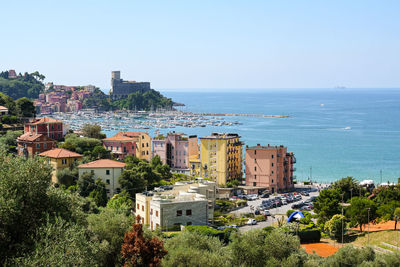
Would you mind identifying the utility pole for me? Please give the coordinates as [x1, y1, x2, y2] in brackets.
[367, 208, 371, 245]
[341, 193, 344, 245]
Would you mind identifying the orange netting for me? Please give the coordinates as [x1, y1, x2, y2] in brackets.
[301, 242, 339, 257]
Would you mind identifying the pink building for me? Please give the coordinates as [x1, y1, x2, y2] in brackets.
[102, 135, 136, 160]
[152, 132, 198, 173]
[245, 144, 296, 193]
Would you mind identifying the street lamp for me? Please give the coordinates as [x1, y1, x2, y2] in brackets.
[367, 208, 371, 245]
[341, 193, 345, 245]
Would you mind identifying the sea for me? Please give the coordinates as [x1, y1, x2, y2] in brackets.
[103, 88, 400, 185]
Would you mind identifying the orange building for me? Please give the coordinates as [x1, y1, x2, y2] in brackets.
[103, 131, 151, 161]
[245, 144, 296, 193]
[17, 132, 56, 157]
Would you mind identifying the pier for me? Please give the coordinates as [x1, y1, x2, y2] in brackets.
[188, 112, 290, 118]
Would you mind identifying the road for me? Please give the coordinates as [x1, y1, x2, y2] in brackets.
[231, 190, 320, 232]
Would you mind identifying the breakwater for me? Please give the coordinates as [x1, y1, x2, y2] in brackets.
[189, 112, 290, 118]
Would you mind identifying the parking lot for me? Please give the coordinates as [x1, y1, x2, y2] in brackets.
[230, 189, 320, 232]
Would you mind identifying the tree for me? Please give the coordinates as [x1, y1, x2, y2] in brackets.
[15, 97, 35, 118]
[346, 197, 377, 231]
[0, 130, 22, 153]
[121, 216, 167, 267]
[107, 190, 133, 215]
[162, 230, 230, 267]
[12, 217, 100, 266]
[119, 169, 147, 199]
[324, 214, 346, 241]
[78, 171, 97, 197]
[81, 123, 106, 139]
[88, 207, 133, 266]
[313, 188, 342, 225]
[332, 176, 363, 200]
[59, 133, 102, 155]
[151, 155, 172, 179]
[56, 167, 79, 187]
[376, 200, 400, 229]
[394, 208, 400, 230]
[91, 145, 111, 159]
[89, 179, 108, 207]
[0, 153, 53, 263]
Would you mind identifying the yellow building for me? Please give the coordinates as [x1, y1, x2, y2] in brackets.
[39, 148, 83, 184]
[189, 156, 202, 177]
[114, 131, 152, 161]
[199, 133, 243, 185]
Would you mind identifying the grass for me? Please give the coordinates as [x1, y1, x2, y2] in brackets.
[351, 230, 400, 250]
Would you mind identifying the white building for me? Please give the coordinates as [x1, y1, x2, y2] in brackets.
[78, 159, 125, 197]
[0, 106, 8, 116]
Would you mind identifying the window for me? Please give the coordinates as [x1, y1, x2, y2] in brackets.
[187, 222, 192, 226]
[51, 125, 54, 130]
[137, 203, 139, 209]
[106, 170, 110, 175]
[142, 143, 144, 148]
[106, 179, 110, 184]
[116, 188, 121, 193]
[62, 159, 67, 165]
[254, 166, 257, 171]
[156, 223, 159, 228]
[91, 170, 94, 174]
[142, 135, 144, 139]
[132, 146, 134, 149]
[111, 146, 113, 151]
[117, 146, 119, 151]
[254, 150, 256, 155]
[142, 218, 144, 224]
[186, 209, 192, 216]
[150, 208, 153, 215]
[142, 205, 144, 211]
[253, 182, 256, 186]
[272, 179, 274, 183]
[106, 189, 110, 194]
[36, 143, 40, 149]
[254, 158, 256, 163]
[43, 143, 47, 149]
[272, 171, 274, 174]
[58, 125, 61, 130]
[255, 175, 257, 180]
[272, 155, 274, 159]
[107, 146, 109, 150]
[156, 211, 159, 217]
[146, 143, 149, 147]
[58, 133, 61, 138]
[177, 210, 182, 216]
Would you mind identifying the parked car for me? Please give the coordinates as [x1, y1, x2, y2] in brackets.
[248, 194, 259, 201]
[246, 219, 257, 225]
[300, 205, 311, 211]
[282, 199, 288, 205]
[217, 226, 227, 230]
[263, 210, 271, 216]
[261, 193, 270, 198]
[227, 225, 239, 229]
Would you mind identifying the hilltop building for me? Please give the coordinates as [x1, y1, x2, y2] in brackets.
[152, 132, 199, 174]
[39, 148, 83, 184]
[199, 133, 243, 186]
[24, 117, 65, 140]
[17, 132, 56, 158]
[103, 131, 151, 161]
[245, 144, 296, 193]
[135, 180, 216, 230]
[110, 71, 151, 100]
[0, 106, 8, 116]
[78, 159, 126, 197]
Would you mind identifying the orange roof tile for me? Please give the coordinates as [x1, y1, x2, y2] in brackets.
[17, 132, 55, 142]
[28, 117, 62, 125]
[78, 159, 126, 168]
[39, 148, 82, 158]
[102, 135, 135, 142]
[115, 131, 147, 138]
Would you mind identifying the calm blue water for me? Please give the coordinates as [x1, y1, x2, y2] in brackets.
[104, 89, 400, 184]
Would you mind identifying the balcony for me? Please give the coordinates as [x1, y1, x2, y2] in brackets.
[292, 156, 297, 164]
[291, 167, 296, 172]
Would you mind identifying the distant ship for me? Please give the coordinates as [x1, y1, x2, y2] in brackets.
[334, 86, 346, 89]
[344, 126, 351, 130]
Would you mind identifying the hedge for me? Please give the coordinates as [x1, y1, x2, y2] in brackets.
[296, 230, 321, 243]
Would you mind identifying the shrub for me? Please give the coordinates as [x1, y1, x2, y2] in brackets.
[255, 215, 266, 221]
[286, 210, 295, 217]
[297, 230, 321, 243]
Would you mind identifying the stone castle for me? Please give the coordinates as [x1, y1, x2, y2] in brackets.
[110, 71, 151, 100]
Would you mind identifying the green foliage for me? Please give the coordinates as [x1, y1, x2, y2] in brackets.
[0, 154, 53, 262]
[91, 145, 111, 159]
[322, 245, 375, 266]
[151, 155, 172, 180]
[324, 214, 346, 241]
[162, 231, 230, 267]
[59, 133, 102, 155]
[332, 176, 364, 200]
[0, 71, 44, 99]
[82, 87, 111, 111]
[0, 130, 22, 153]
[314, 188, 342, 225]
[112, 89, 173, 111]
[216, 200, 236, 212]
[78, 171, 97, 197]
[11, 216, 100, 266]
[89, 179, 108, 207]
[15, 97, 35, 118]
[81, 123, 106, 139]
[87, 207, 133, 266]
[346, 197, 377, 231]
[56, 167, 79, 187]
[297, 230, 321, 243]
[106, 190, 133, 215]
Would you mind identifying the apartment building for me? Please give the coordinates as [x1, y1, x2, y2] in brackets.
[152, 132, 198, 173]
[17, 132, 56, 157]
[245, 144, 296, 193]
[24, 117, 65, 140]
[199, 133, 243, 185]
[103, 131, 151, 161]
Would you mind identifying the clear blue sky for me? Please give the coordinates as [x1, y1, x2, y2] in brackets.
[1, 0, 399, 91]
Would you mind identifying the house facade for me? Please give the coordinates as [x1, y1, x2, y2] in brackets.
[17, 132, 56, 157]
[78, 159, 126, 197]
[24, 117, 64, 140]
[102, 131, 151, 161]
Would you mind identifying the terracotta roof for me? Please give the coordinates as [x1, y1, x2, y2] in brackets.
[17, 132, 55, 142]
[0, 105, 8, 110]
[115, 131, 146, 138]
[39, 148, 82, 158]
[78, 159, 126, 168]
[102, 135, 135, 142]
[28, 117, 62, 125]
